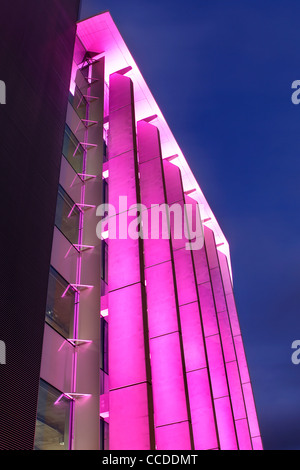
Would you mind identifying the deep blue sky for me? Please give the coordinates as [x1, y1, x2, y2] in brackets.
[80, 0, 300, 450]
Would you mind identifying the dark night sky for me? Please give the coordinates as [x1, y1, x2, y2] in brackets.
[80, 0, 300, 450]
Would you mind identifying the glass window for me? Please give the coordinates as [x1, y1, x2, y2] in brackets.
[101, 240, 108, 284]
[73, 36, 86, 67]
[100, 418, 109, 450]
[55, 185, 80, 245]
[103, 140, 108, 163]
[68, 86, 87, 120]
[102, 179, 108, 205]
[62, 124, 84, 174]
[45, 266, 76, 338]
[80, 64, 89, 80]
[101, 279, 108, 297]
[34, 379, 71, 450]
[100, 317, 108, 374]
[100, 370, 109, 395]
[104, 82, 109, 119]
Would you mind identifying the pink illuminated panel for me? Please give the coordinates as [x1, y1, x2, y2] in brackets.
[225, 293, 241, 337]
[108, 72, 152, 450]
[143, 207, 172, 268]
[108, 235, 142, 292]
[138, 119, 171, 268]
[197, 282, 219, 337]
[242, 382, 261, 438]
[235, 418, 252, 450]
[186, 368, 218, 450]
[169, 198, 190, 251]
[137, 120, 161, 163]
[109, 72, 133, 113]
[109, 103, 136, 157]
[252, 436, 263, 450]
[173, 248, 198, 306]
[225, 361, 246, 420]
[217, 251, 241, 336]
[149, 332, 189, 428]
[203, 226, 219, 270]
[179, 302, 206, 372]
[145, 261, 178, 339]
[108, 74, 136, 158]
[217, 251, 233, 295]
[163, 160, 184, 205]
[155, 422, 191, 451]
[108, 150, 139, 211]
[217, 310, 236, 363]
[138, 119, 190, 449]
[109, 283, 148, 390]
[139, 156, 165, 208]
[205, 334, 228, 399]
[214, 396, 238, 450]
[217, 250, 262, 447]
[210, 267, 227, 313]
[192, 244, 210, 285]
[234, 335, 251, 384]
[109, 383, 152, 450]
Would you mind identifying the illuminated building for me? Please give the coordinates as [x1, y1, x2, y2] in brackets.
[0, 7, 262, 451]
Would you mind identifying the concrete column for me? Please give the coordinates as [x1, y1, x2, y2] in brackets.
[163, 161, 219, 450]
[108, 74, 154, 450]
[138, 120, 192, 450]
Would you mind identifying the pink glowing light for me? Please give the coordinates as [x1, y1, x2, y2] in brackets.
[57, 340, 68, 352]
[64, 244, 94, 258]
[77, 173, 97, 181]
[101, 230, 109, 240]
[54, 393, 92, 405]
[67, 339, 93, 347]
[67, 202, 96, 218]
[100, 308, 108, 318]
[61, 283, 94, 298]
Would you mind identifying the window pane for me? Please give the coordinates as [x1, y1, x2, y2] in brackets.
[68, 86, 87, 120]
[100, 418, 109, 450]
[45, 266, 75, 338]
[55, 185, 80, 245]
[34, 380, 71, 450]
[100, 370, 109, 395]
[101, 279, 108, 297]
[62, 124, 84, 174]
[102, 179, 108, 205]
[101, 240, 108, 284]
[100, 317, 108, 374]
[103, 140, 108, 163]
[80, 65, 89, 80]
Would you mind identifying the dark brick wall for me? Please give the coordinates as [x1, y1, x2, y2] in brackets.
[0, 0, 80, 449]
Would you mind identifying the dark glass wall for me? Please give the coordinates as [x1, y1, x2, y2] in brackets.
[0, 0, 80, 449]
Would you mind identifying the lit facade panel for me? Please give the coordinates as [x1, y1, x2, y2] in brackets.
[138, 118, 191, 448]
[107, 72, 153, 450]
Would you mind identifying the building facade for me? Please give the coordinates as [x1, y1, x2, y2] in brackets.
[0, 0, 81, 450]
[0, 8, 262, 451]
